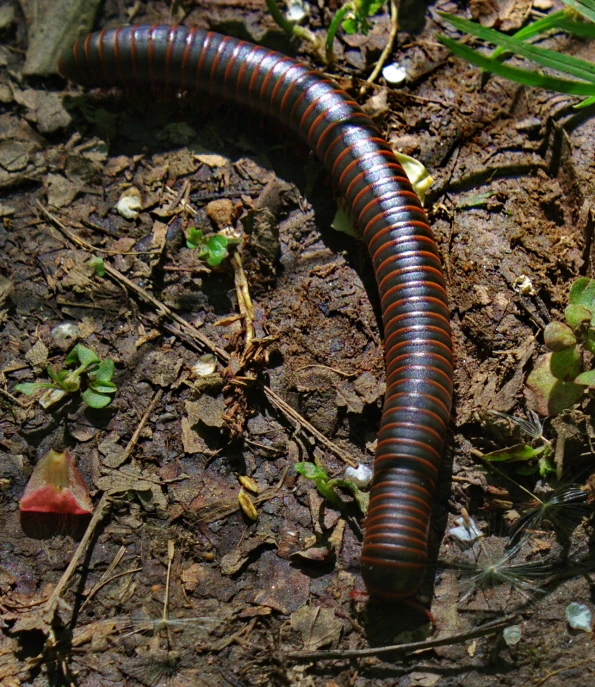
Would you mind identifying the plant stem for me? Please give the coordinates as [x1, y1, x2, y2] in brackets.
[361, 0, 399, 95]
[265, 0, 317, 44]
[326, 3, 354, 66]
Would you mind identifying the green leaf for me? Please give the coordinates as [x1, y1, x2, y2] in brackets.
[295, 462, 328, 481]
[482, 443, 546, 463]
[87, 257, 105, 277]
[516, 463, 539, 476]
[526, 352, 584, 416]
[394, 152, 433, 205]
[550, 347, 582, 381]
[438, 35, 595, 96]
[47, 366, 69, 386]
[65, 344, 100, 368]
[564, 304, 592, 330]
[88, 380, 117, 393]
[89, 359, 115, 384]
[203, 235, 229, 266]
[14, 382, 50, 395]
[342, 17, 358, 34]
[543, 321, 577, 351]
[328, 478, 359, 496]
[82, 389, 112, 408]
[574, 369, 595, 386]
[538, 454, 556, 478]
[295, 462, 342, 507]
[186, 226, 204, 250]
[569, 278, 595, 323]
[355, 0, 384, 16]
[584, 328, 595, 355]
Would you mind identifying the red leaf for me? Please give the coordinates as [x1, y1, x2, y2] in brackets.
[19, 449, 93, 515]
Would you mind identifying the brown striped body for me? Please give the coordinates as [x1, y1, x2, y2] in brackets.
[58, 24, 454, 599]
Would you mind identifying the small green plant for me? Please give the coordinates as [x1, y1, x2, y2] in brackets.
[439, 1, 595, 107]
[526, 278, 595, 416]
[295, 462, 368, 513]
[87, 256, 105, 277]
[15, 344, 117, 409]
[265, 0, 385, 65]
[186, 227, 240, 267]
[325, 1, 384, 64]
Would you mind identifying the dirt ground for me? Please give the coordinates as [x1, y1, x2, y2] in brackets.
[1, 0, 594, 685]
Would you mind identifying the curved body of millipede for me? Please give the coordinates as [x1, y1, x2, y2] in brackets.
[58, 24, 454, 600]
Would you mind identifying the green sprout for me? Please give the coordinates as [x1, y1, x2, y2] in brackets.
[325, 0, 384, 65]
[14, 344, 117, 409]
[295, 462, 368, 513]
[526, 278, 595, 416]
[87, 256, 105, 277]
[438, 1, 595, 107]
[186, 227, 240, 267]
[265, 0, 384, 65]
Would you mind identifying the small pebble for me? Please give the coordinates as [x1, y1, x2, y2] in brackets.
[565, 602, 592, 632]
[286, 0, 307, 22]
[116, 187, 142, 219]
[382, 63, 407, 86]
[449, 516, 482, 544]
[206, 198, 234, 229]
[345, 464, 373, 487]
[503, 625, 521, 646]
[513, 274, 536, 296]
[50, 322, 79, 344]
[192, 354, 217, 377]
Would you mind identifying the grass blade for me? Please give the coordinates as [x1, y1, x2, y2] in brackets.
[575, 94, 595, 106]
[440, 13, 595, 83]
[562, 0, 595, 23]
[492, 12, 595, 61]
[438, 35, 595, 96]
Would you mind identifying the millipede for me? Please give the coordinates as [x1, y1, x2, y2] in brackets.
[58, 24, 455, 600]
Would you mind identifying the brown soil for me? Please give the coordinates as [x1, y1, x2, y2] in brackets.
[1, 1, 594, 686]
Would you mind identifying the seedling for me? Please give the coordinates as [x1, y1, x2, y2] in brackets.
[19, 449, 93, 515]
[526, 278, 595, 416]
[325, 1, 384, 65]
[295, 461, 369, 513]
[439, 2, 595, 107]
[87, 256, 105, 277]
[265, 0, 385, 65]
[186, 227, 240, 267]
[14, 343, 117, 409]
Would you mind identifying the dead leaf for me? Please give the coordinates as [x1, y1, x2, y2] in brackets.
[195, 153, 229, 167]
[469, 0, 531, 31]
[290, 606, 343, 650]
[20, 0, 101, 75]
[98, 433, 128, 469]
[46, 172, 82, 208]
[186, 395, 226, 428]
[24, 339, 48, 369]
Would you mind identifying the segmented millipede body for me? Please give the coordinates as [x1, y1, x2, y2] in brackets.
[58, 24, 454, 600]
